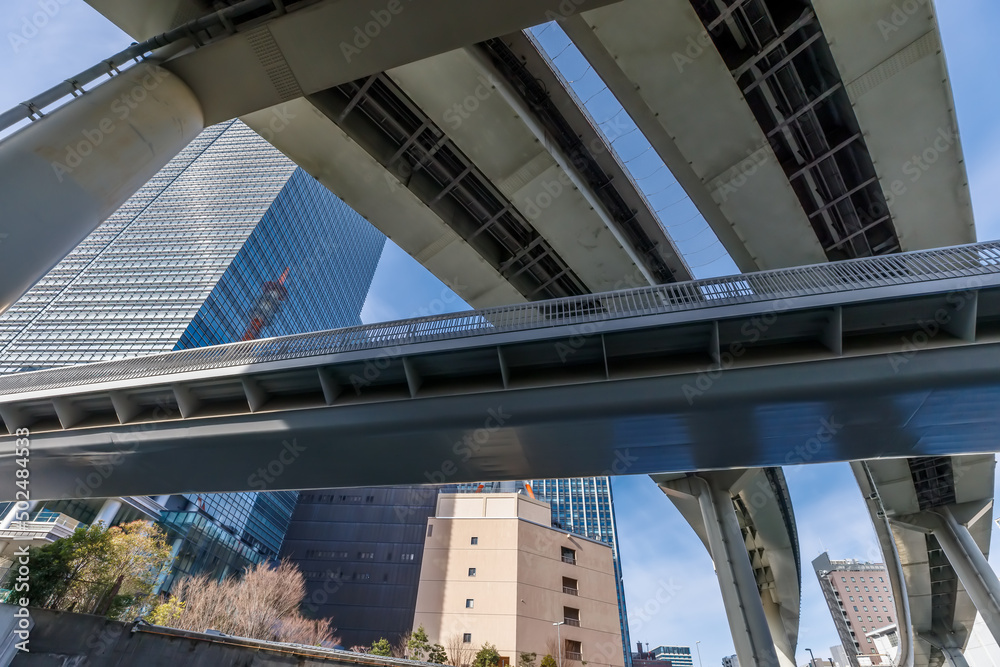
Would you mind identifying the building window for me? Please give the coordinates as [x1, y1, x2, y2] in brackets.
[561, 547, 576, 565]
[469, 568, 476, 577]
[849, 596, 854, 602]
[858, 616, 863, 622]
[563, 576, 579, 595]
[851, 577, 856, 582]
[565, 640, 582, 661]
[867, 617, 872, 622]
[887, 616, 893, 623]
[841, 577, 847, 582]
[564, 607, 580, 627]
[853, 606, 858, 612]
[359, 552, 374, 559]
[466, 599, 474, 609]
[863, 607, 868, 612]
[471, 537, 478, 545]
[864, 586, 870, 592]
[463, 634, 472, 643]
[877, 616, 883, 623]
[867, 639, 873, 644]
[402, 553, 415, 561]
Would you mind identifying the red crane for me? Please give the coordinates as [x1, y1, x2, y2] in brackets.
[240, 267, 290, 341]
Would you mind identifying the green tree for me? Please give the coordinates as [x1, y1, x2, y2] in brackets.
[473, 643, 501, 667]
[428, 644, 448, 664]
[371, 637, 393, 656]
[5, 523, 112, 610]
[147, 595, 185, 626]
[408, 625, 431, 660]
[541, 655, 558, 667]
[6, 521, 174, 618]
[519, 653, 538, 667]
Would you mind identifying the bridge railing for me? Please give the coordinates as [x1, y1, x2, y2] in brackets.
[1, 241, 998, 396]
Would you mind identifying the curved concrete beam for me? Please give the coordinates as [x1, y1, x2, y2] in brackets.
[0, 62, 204, 313]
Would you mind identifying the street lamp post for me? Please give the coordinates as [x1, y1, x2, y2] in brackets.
[806, 647, 818, 667]
[695, 642, 704, 667]
[554, 621, 566, 667]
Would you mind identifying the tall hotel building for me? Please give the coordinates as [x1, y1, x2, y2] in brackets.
[812, 553, 896, 667]
[0, 120, 386, 588]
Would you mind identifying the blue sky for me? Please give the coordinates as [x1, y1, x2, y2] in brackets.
[3, 2, 998, 664]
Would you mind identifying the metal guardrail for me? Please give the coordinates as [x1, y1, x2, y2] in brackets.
[1, 242, 998, 397]
[0, 0, 310, 134]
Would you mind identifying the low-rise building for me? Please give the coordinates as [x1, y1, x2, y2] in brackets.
[413, 493, 624, 667]
[652, 646, 693, 667]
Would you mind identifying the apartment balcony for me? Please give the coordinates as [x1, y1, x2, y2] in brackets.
[0, 511, 80, 549]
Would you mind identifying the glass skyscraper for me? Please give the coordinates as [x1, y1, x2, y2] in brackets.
[529, 477, 632, 667]
[0, 119, 386, 589]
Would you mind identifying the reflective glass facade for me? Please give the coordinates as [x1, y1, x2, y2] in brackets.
[1, 119, 386, 590]
[0, 122, 296, 372]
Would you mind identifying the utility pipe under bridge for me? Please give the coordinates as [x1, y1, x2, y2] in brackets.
[1, 242, 1000, 500]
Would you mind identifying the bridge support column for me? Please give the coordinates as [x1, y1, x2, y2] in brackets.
[661, 475, 781, 667]
[93, 498, 122, 527]
[0, 61, 203, 313]
[931, 507, 1000, 644]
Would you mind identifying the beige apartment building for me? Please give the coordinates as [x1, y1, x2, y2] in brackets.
[413, 493, 625, 667]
